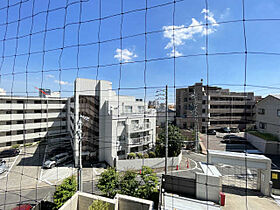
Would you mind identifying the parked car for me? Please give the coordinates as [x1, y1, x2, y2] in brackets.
[217, 127, 231, 133]
[222, 135, 247, 143]
[43, 152, 72, 169]
[0, 148, 20, 158]
[0, 160, 7, 174]
[230, 127, 240, 133]
[11, 203, 35, 210]
[207, 129, 216, 135]
[48, 146, 71, 157]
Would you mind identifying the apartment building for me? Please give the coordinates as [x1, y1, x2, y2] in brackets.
[255, 95, 280, 139]
[0, 96, 68, 147]
[71, 78, 156, 166]
[176, 82, 256, 132]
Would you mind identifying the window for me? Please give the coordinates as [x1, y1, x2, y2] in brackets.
[117, 150, 125, 156]
[117, 121, 125, 127]
[17, 120, 24, 124]
[277, 109, 280, 117]
[259, 122, 266, 129]
[17, 110, 24, 114]
[17, 130, 23, 135]
[6, 100, 11, 104]
[6, 131, 11, 136]
[258, 108, 265, 115]
[34, 100, 41, 104]
[118, 136, 125, 141]
[125, 106, 132, 113]
[34, 119, 41, 123]
[202, 100, 206, 105]
[34, 128, 41, 133]
[17, 100, 24, 104]
[202, 109, 206, 113]
[138, 106, 144, 113]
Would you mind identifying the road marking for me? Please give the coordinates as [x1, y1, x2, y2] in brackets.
[39, 144, 48, 182]
[0, 153, 20, 180]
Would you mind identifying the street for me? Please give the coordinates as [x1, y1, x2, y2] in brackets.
[0, 143, 102, 210]
[0, 180, 98, 210]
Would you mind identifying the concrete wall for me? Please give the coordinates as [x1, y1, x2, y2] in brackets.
[247, 133, 280, 155]
[196, 173, 222, 203]
[116, 194, 153, 210]
[116, 152, 182, 171]
[59, 192, 153, 210]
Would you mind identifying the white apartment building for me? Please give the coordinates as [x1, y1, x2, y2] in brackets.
[255, 95, 280, 139]
[0, 96, 68, 147]
[71, 78, 156, 166]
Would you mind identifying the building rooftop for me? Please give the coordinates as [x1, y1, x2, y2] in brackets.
[271, 94, 280, 100]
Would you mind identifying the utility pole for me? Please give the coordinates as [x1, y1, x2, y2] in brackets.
[192, 90, 199, 153]
[155, 86, 168, 175]
[76, 114, 89, 192]
[77, 117, 83, 192]
[165, 85, 168, 175]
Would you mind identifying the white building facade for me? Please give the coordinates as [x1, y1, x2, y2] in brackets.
[0, 96, 68, 147]
[72, 78, 156, 166]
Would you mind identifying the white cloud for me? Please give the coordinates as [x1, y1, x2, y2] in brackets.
[220, 8, 230, 19]
[168, 49, 183, 57]
[0, 88, 6, 95]
[55, 80, 69, 85]
[163, 9, 219, 57]
[47, 74, 55, 78]
[114, 48, 137, 63]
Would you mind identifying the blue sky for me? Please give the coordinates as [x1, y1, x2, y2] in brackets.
[0, 0, 280, 101]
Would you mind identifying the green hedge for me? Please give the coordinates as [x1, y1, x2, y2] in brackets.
[248, 131, 279, 141]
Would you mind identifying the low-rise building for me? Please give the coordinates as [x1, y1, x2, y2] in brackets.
[255, 94, 280, 139]
[72, 78, 156, 166]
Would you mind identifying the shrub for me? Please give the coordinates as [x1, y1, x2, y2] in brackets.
[143, 153, 149, 159]
[127, 153, 136, 159]
[248, 131, 279, 141]
[89, 200, 110, 210]
[11, 144, 20, 149]
[24, 143, 33, 147]
[148, 151, 156, 158]
[53, 176, 77, 209]
[136, 153, 143, 159]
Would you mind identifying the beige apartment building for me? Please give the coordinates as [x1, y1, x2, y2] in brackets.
[0, 95, 68, 147]
[255, 95, 280, 139]
[176, 82, 257, 132]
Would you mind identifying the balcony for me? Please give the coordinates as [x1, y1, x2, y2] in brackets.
[129, 136, 152, 145]
[128, 122, 152, 133]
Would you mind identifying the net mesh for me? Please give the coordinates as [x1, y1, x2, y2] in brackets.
[0, 0, 279, 209]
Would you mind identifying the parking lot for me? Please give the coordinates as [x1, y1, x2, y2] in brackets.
[200, 132, 258, 153]
[0, 153, 19, 180]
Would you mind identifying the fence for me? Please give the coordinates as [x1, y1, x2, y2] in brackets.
[116, 152, 182, 171]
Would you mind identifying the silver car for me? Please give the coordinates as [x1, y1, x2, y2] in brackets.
[0, 160, 7, 174]
[43, 153, 71, 169]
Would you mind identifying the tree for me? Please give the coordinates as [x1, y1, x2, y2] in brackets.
[89, 200, 110, 210]
[53, 176, 77, 209]
[156, 125, 184, 157]
[97, 168, 119, 198]
[119, 170, 139, 197]
[136, 166, 159, 200]
[97, 166, 159, 202]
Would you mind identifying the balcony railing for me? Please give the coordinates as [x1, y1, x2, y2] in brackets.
[129, 122, 151, 132]
[129, 136, 151, 145]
